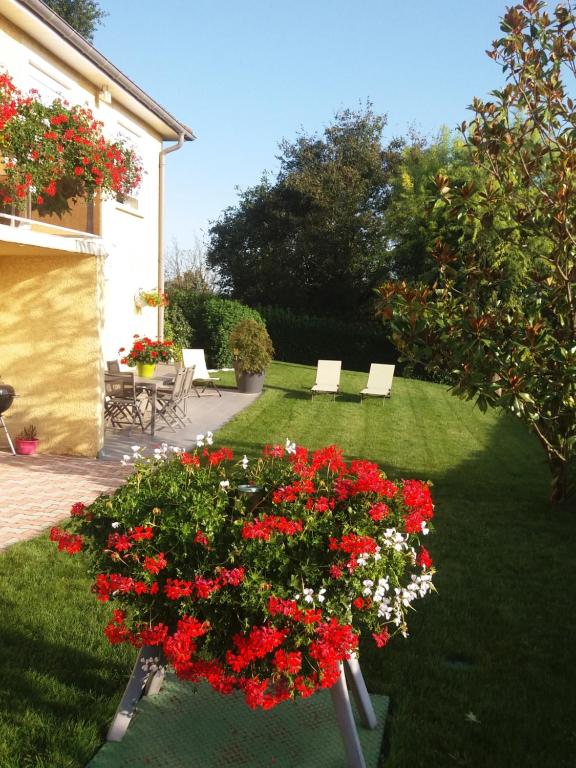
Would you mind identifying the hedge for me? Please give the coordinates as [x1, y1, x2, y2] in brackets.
[167, 291, 265, 368]
[256, 305, 397, 372]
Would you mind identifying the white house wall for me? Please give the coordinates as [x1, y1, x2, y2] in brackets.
[0, 16, 162, 364]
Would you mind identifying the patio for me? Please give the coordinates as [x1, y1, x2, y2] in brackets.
[0, 388, 259, 550]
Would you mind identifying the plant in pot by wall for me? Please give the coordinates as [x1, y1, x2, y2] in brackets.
[15, 424, 39, 455]
[229, 319, 274, 394]
[119, 335, 175, 378]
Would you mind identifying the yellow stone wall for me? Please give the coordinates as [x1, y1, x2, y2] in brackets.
[0, 251, 104, 456]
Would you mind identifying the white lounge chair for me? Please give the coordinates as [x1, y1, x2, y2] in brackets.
[360, 364, 395, 402]
[311, 360, 341, 400]
[181, 349, 221, 397]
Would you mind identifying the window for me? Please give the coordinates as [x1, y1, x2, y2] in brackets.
[28, 60, 71, 103]
[115, 121, 142, 213]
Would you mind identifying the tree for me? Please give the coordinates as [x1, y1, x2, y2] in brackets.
[165, 237, 216, 294]
[43, 0, 107, 42]
[207, 106, 403, 318]
[376, 1, 576, 503]
[383, 129, 490, 281]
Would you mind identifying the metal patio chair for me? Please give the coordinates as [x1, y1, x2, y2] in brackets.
[104, 372, 147, 431]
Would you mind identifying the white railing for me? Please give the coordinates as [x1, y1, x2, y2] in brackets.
[0, 212, 101, 239]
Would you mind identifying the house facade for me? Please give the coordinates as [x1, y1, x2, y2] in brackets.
[0, 0, 194, 456]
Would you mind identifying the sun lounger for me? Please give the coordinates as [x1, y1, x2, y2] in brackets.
[311, 360, 341, 400]
[360, 363, 395, 402]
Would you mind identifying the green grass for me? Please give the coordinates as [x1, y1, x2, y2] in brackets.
[1, 361, 575, 767]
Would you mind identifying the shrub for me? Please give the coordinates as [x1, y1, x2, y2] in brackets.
[164, 303, 193, 362]
[229, 319, 274, 374]
[168, 291, 265, 368]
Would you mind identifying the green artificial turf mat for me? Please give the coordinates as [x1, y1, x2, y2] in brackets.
[88, 672, 389, 768]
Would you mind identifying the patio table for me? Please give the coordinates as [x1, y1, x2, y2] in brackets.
[134, 374, 173, 437]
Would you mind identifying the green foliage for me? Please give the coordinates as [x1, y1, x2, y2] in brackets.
[207, 104, 403, 318]
[168, 291, 264, 368]
[376, 1, 576, 503]
[16, 424, 37, 440]
[43, 0, 108, 41]
[229, 318, 274, 374]
[164, 302, 193, 363]
[383, 129, 490, 282]
[257, 304, 396, 372]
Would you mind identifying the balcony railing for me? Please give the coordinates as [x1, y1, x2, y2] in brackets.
[0, 211, 102, 239]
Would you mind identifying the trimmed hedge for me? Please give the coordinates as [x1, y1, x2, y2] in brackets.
[168, 291, 265, 368]
[256, 305, 397, 372]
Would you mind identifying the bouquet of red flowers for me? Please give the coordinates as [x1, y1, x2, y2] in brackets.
[51, 438, 436, 711]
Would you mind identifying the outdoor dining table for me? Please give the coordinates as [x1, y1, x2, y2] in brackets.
[134, 373, 173, 437]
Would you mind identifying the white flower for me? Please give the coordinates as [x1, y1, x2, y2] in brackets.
[161, 442, 169, 452]
[206, 431, 214, 445]
[111, 521, 120, 529]
[130, 445, 141, 453]
[317, 588, 327, 603]
[220, 480, 230, 490]
[285, 438, 297, 454]
[362, 579, 374, 596]
[241, 455, 249, 470]
[421, 521, 429, 535]
[120, 454, 131, 465]
[377, 599, 393, 620]
[196, 434, 204, 447]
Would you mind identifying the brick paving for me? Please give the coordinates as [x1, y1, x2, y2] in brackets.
[0, 453, 130, 550]
[0, 388, 259, 551]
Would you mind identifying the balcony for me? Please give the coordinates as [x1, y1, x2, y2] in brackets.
[0, 194, 105, 258]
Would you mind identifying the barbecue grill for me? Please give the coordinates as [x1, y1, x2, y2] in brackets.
[0, 382, 16, 454]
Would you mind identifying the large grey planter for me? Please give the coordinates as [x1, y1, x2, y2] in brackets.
[235, 370, 265, 394]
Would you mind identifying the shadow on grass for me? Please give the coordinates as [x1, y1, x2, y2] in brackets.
[0, 624, 128, 721]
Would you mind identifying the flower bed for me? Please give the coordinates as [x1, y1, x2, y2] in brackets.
[50, 438, 436, 710]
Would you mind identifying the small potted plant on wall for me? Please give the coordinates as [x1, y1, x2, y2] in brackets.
[15, 425, 39, 455]
[229, 318, 274, 394]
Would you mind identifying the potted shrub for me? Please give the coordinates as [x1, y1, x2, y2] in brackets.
[15, 424, 39, 455]
[229, 318, 274, 394]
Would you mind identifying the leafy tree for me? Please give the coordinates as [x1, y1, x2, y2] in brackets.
[383, 129, 489, 281]
[43, 0, 107, 42]
[207, 106, 403, 318]
[377, 1, 576, 503]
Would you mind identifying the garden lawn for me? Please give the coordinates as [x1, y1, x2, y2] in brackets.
[1, 361, 575, 767]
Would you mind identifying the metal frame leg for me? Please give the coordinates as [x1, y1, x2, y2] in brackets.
[344, 655, 378, 729]
[0, 415, 16, 455]
[106, 646, 166, 742]
[330, 662, 368, 768]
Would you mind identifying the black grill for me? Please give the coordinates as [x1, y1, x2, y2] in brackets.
[0, 383, 15, 415]
[0, 382, 16, 454]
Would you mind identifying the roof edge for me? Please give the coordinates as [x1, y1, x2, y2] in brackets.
[15, 0, 196, 141]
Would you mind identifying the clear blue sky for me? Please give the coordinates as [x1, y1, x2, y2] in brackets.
[94, 0, 510, 250]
